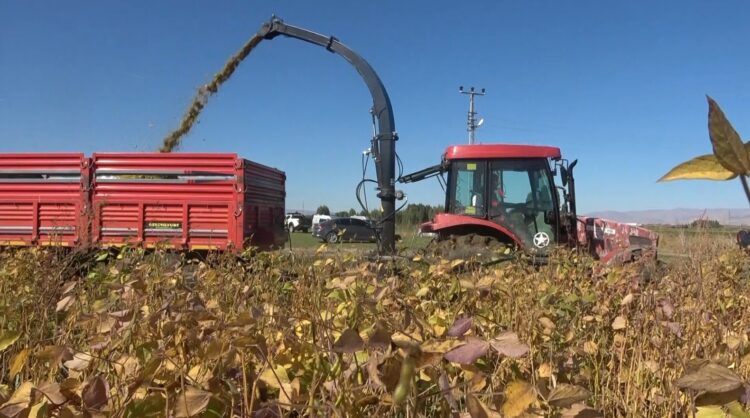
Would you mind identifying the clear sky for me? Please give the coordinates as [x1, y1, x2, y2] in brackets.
[1, 1, 749, 213]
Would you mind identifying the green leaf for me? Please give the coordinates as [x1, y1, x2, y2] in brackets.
[0, 330, 20, 352]
[725, 400, 750, 418]
[695, 405, 726, 418]
[708, 96, 750, 174]
[658, 154, 737, 182]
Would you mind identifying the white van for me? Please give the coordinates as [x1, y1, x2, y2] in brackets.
[311, 214, 332, 232]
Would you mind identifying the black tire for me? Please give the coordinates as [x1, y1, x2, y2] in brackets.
[326, 231, 339, 244]
[288, 223, 295, 233]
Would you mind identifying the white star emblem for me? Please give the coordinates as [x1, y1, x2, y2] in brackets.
[533, 232, 550, 248]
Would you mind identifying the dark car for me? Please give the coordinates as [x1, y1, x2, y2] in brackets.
[313, 217, 377, 243]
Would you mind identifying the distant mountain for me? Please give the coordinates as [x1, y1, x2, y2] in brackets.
[286, 209, 315, 216]
[584, 208, 750, 226]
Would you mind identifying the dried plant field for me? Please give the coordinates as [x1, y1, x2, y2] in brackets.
[0, 233, 748, 417]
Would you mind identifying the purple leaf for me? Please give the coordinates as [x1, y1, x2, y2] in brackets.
[490, 331, 529, 358]
[447, 317, 473, 337]
[444, 337, 489, 365]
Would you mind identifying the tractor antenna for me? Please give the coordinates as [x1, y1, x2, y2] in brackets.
[459, 86, 485, 144]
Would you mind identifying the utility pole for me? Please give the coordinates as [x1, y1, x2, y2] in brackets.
[459, 86, 485, 144]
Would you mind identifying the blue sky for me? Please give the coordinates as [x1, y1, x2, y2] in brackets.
[1, 1, 749, 213]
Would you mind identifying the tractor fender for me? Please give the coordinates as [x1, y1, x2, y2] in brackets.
[420, 213, 525, 247]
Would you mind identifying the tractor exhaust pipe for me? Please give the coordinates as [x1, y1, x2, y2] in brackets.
[567, 160, 578, 220]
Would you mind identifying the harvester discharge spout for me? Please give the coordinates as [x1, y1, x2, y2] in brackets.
[257, 17, 399, 254]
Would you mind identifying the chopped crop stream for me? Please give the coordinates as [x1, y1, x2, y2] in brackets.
[160, 34, 264, 153]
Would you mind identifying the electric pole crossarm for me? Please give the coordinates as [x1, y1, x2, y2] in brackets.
[459, 86, 485, 144]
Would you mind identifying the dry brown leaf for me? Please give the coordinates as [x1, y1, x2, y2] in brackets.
[82, 376, 108, 410]
[37, 345, 73, 365]
[467, 393, 502, 418]
[174, 387, 211, 417]
[490, 331, 529, 358]
[676, 362, 743, 394]
[583, 341, 598, 355]
[56, 295, 75, 313]
[707, 96, 750, 174]
[367, 325, 392, 350]
[438, 372, 457, 410]
[658, 154, 737, 182]
[9, 348, 30, 377]
[33, 382, 67, 405]
[538, 363, 553, 378]
[421, 339, 465, 354]
[333, 328, 365, 353]
[502, 380, 536, 417]
[64, 352, 92, 372]
[0, 382, 34, 418]
[61, 281, 77, 295]
[611, 316, 627, 331]
[113, 355, 140, 380]
[561, 403, 604, 418]
[0, 331, 20, 352]
[548, 384, 591, 408]
[538, 317, 556, 330]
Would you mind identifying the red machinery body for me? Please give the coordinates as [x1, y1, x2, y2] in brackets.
[0, 153, 286, 251]
[0, 153, 89, 247]
[575, 217, 659, 265]
[414, 144, 659, 264]
[444, 144, 561, 160]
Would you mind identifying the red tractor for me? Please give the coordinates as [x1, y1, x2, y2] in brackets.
[400, 144, 658, 265]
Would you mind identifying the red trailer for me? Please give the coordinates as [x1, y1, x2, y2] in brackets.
[0, 152, 286, 251]
[91, 153, 286, 251]
[0, 153, 90, 247]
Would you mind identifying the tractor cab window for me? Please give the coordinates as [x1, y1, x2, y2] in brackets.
[448, 161, 486, 217]
[489, 159, 556, 250]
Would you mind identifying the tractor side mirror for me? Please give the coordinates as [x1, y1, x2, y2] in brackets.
[560, 166, 568, 187]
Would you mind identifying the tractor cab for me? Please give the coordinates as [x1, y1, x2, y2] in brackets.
[401, 144, 578, 253]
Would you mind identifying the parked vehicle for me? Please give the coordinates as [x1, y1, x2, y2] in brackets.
[285, 212, 311, 233]
[311, 214, 332, 231]
[313, 217, 377, 243]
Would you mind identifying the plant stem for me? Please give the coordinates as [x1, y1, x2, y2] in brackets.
[741, 175, 750, 207]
